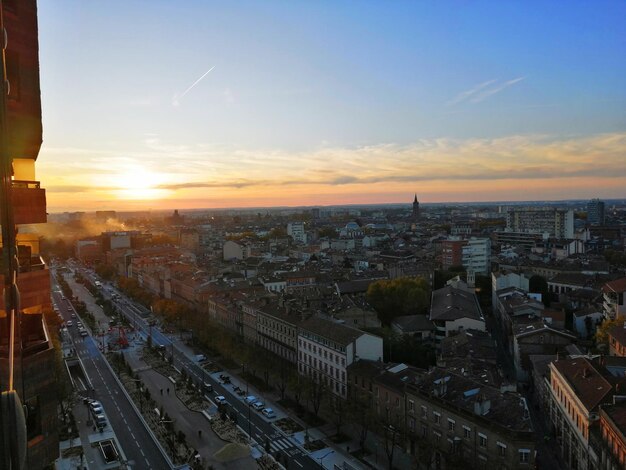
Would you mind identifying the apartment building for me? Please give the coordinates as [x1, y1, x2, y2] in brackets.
[462, 237, 491, 276]
[506, 208, 574, 238]
[405, 368, 536, 469]
[0, 1, 59, 466]
[491, 270, 530, 307]
[587, 199, 606, 226]
[298, 316, 383, 398]
[429, 285, 486, 343]
[608, 324, 626, 357]
[596, 403, 626, 470]
[548, 357, 626, 470]
[287, 221, 307, 244]
[257, 302, 302, 364]
[602, 278, 626, 319]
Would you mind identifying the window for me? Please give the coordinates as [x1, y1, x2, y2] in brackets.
[408, 417, 415, 431]
[448, 419, 455, 432]
[479, 433, 487, 448]
[497, 442, 506, 457]
[421, 406, 427, 418]
[519, 449, 530, 464]
[433, 430, 441, 445]
[463, 426, 471, 439]
[433, 411, 441, 424]
[408, 400, 414, 412]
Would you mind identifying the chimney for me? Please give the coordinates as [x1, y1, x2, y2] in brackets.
[474, 395, 491, 416]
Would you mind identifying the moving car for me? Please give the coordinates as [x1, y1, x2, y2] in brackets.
[66, 321, 73, 327]
[80, 329, 88, 337]
[203, 382, 213, 393]
[215, 396, 227, 405]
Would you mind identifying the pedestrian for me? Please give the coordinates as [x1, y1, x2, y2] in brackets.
[160, 388, 163, 395]
[198, 430, 202, 438]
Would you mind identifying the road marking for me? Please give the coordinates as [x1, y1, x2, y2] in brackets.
[294, 461, 303, 468]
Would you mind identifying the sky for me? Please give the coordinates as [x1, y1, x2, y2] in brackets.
[36, 1, 626, 212]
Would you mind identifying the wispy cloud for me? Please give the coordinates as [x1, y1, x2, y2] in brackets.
[446, 79, 497, 106]
[172, 66, 216, 107]
[40, 132, 626, 209]
[448, 77, 526, 105]
[469, 76, 526, 103]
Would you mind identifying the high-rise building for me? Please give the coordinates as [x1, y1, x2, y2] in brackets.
[0, 1, 58, 468]
[506, 208, 574, 238]
[587, 198, 605, 225]
[462, 237, 491, 276]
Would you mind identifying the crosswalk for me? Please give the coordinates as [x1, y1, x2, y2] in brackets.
[269, 437, 298, 453]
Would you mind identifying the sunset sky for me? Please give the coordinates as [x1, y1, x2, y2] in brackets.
[37, 1, 626, 212]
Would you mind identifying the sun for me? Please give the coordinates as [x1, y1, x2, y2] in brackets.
[113, 167, 169, 200]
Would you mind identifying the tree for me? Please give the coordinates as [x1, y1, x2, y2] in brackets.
[595, 317, 621, 350]
[381, 421, 400, 470]
[305, 377, 326, 418]
[366, 277, 430, 325]
[348, 392, 375, 450]
[317, 227, 337, 238]
[327, 395, 347, 437]
[289, 375, 305, 409]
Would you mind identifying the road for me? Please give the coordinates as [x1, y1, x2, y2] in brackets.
[51, 273, 172, 470]
[84, 269, 324, 470]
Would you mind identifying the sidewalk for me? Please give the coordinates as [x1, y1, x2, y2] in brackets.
[123, 342, 256, 469]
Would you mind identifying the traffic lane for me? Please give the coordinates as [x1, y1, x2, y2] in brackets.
[75, 336, 170, 470]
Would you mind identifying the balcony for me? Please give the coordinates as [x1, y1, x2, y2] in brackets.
[11, 180, 47, 225]
[0, 255, 50, 312]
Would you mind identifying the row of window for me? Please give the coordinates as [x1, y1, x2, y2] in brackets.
[299, 339, 346, 365]
[417, 405, 530, 462]
[300, 353, 346, 382]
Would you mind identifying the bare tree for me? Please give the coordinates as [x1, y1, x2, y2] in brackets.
[306, 376, 326, 418]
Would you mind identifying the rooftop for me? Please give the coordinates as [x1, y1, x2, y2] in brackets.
[430, 285, 483, 322]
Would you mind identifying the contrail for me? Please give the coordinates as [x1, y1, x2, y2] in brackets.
[173, 66, 215, 105]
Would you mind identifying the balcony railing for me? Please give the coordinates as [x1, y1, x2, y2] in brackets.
[11, 179, 47, 224]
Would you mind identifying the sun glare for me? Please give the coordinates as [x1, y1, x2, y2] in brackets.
[113, 167, 169, 200]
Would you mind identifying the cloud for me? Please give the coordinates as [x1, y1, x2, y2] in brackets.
[41, 132, 626, 209]
[469, 76, 526, 103]
[446, 79, 497, 106]
[448, 77, 526, 105]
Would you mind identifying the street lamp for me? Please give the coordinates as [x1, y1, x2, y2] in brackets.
[318, 450, 334, 469]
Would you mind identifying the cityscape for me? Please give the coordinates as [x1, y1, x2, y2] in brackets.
[1, 2, 626, 470]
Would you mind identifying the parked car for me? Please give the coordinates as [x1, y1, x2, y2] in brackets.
[195, 354, 207, 363]
[252, 401, 264, 411]
[71, 313, 76, 318]
[262, 408, 276, 419]
[244, 395, 257, 405]
[89, 402, 103, 415]
[215, 396, 227, 405]
[95, 414, 107, 429]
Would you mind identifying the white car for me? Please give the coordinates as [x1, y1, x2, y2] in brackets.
[262, 408, 276, 419]
[215, 396, 227, 406]
[252, 401, 264, 411]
